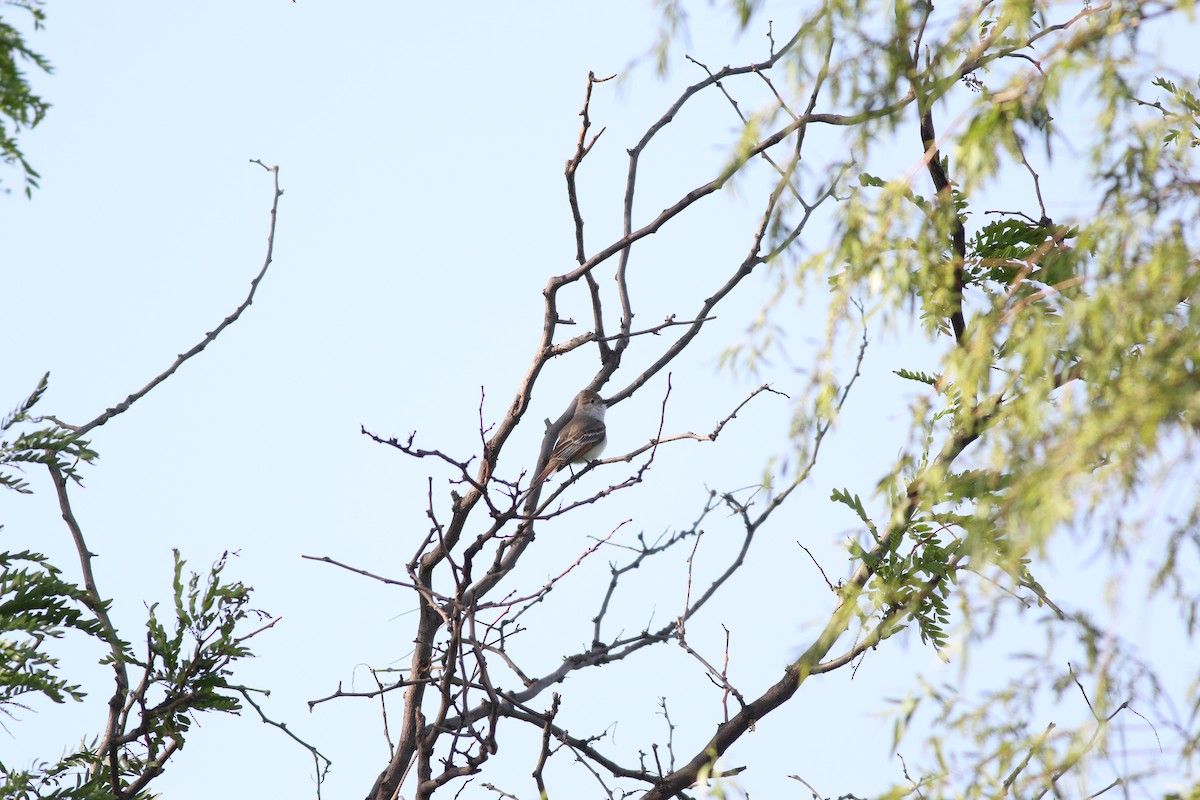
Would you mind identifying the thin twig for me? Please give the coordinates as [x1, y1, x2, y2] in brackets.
[235, 685, 333, 797]
[76, 162, 284, 437]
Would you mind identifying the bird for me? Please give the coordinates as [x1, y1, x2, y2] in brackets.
[533, 389, 607, 485]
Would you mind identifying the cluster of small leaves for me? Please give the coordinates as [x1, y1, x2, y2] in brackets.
[1, 749, 110, 800]
[0, 550, 108, 709]
[858, 171, 932, 215]
[894, 367, 940, 386]
[0, 551, 270, 800]
[831, 488, 880, 546]
[832, 488, 958, 652]
[964, 217, 1079, 291]
[850, 171, 972, 339]
[0, 0, 52, 196]
[835, 456, 1047, 656]
[932, 468, 1054, 596]
[900, 519, 955, 651]
[138, 550, 260, 734]
[0, 549, 113, 800]
[1153, 76, 1200, 149]
[2, 373, 97, 492]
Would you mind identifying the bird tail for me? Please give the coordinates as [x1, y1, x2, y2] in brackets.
[532, 460, 558, 486]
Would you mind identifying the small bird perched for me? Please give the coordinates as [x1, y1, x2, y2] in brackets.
[533, 389, 607, 485]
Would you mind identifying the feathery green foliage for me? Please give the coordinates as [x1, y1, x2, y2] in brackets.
[0, 550, 273, 800]
[0, 0, 51, 196]
[1, 374, 97, 493]
[708, 0, 1200, 794]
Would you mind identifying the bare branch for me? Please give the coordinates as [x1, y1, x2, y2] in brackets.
[76, 162, 284, 437]
[235, 686, 333, 796]
[531, 694, 561, 798]
[47, 462, 128, 787]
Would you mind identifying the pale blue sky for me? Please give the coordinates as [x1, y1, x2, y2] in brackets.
[4, 3, 1198, 799]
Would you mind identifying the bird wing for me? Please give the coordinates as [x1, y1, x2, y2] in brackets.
[550, 423, 606, 464]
